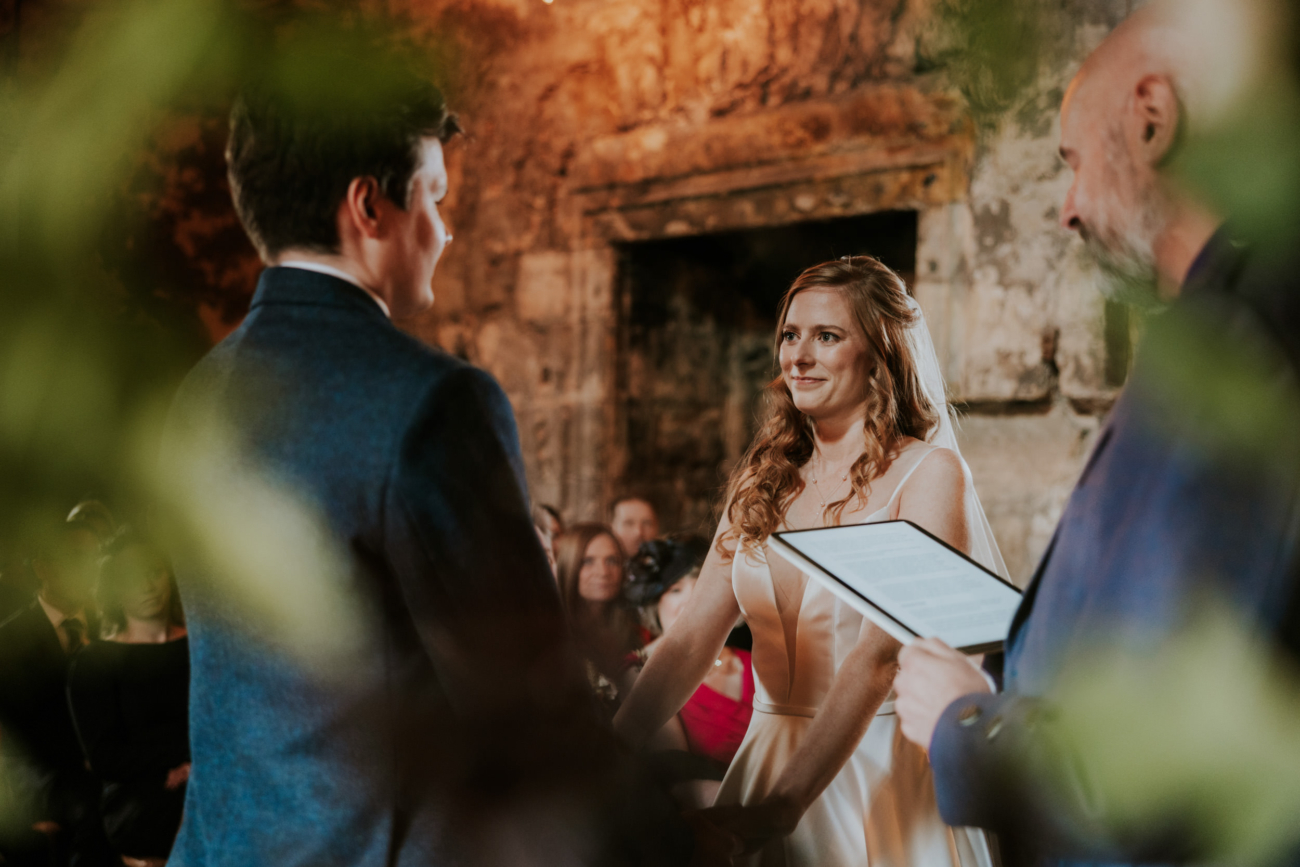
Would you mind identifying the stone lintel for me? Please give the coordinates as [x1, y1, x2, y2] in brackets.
[568, 84, 968, 191]
[578, 155, 964, 243]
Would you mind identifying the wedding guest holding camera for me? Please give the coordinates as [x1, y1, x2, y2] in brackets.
[609, 496, 660, 562]
[67, 530, 189, 867]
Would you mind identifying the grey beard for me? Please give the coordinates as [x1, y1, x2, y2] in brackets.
[1085, 232, 1163, 311]
[1087, 128, 1170, 311]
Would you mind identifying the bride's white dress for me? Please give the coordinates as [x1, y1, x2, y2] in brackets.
[714, 447, 994, 867]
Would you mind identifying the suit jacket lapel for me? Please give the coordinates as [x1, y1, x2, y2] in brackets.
[1003, 420, 1118, 674]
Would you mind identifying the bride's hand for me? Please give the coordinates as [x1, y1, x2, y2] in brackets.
[697, 797, 802, 854]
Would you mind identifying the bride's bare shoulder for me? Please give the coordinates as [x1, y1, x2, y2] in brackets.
[902, 445, 966, 499]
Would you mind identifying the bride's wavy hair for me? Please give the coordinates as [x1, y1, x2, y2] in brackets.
[720, 256, 938, 555]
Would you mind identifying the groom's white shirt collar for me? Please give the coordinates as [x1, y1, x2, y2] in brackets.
[278, 261, 391, 320]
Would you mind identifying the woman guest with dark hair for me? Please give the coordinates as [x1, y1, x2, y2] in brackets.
[554, 523, 647, 706]
[67, 531, 189, 867]
[625, 538, 755, 808]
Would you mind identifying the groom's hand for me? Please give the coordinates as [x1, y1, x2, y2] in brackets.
[895, 638, 992, 749]
[684, 809, 743, 866]
[697, 799, 798, 857]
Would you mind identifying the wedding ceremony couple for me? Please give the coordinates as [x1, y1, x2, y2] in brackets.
[162, 3, 1300, 867]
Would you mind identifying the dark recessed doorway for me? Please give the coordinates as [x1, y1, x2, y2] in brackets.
[615, 210, 919, 536]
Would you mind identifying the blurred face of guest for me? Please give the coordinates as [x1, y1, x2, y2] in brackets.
[577, 533, 624, 604]
[611, 500, 659, 557]
[36, 526, 99, 610]
[116, 544, 173, 623]
[656, 576, 697, 635]
[780, 287, 872, 422]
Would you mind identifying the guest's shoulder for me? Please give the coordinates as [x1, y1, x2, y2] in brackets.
[77, 637, 126, 661]
[69, 639, 124, 678]
[0, 602, 48, 659]
[0, 600, 41, 638]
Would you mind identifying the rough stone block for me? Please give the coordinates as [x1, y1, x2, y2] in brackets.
[516, 251, 572, 324]
[957, 403, 1102, 585]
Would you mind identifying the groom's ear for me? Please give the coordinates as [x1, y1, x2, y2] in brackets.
[341, 176, 385, 239]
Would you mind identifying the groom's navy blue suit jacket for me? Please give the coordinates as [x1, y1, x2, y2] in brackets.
[929, 231, 1300, 867]
[161, 268, 658, 867]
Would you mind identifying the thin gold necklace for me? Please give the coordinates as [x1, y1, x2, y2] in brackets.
[809, 453, 854, 510]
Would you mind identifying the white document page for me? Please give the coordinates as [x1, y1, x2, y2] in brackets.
[771, 521, 1021, 651]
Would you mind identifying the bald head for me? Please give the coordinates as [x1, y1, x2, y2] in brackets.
[1065, 3, 1187, 123]
[1068, 0, 1271, 129]
[1058, 1, 1223, 297]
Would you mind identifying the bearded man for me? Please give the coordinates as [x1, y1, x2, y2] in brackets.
[893, 4, 1300, 866]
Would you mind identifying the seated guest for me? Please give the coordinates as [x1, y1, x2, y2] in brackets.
[0, 517, 113, 867]
[555, 523, 647, 706]
[68, 531, 189, 867]
[625, 539, 754, 808]
[609, 495, 660, 561]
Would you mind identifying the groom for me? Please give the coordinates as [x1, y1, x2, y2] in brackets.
[894, 3, 1300, 865]
[161, 34, 700, 867]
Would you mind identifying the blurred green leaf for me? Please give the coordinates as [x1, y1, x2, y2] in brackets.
[1055, 603, 1300, 864]
[918, 0, 1060, 128]
[1175, 83, 1300, 256]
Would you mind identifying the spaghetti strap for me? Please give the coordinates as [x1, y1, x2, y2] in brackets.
[885, 447, 943, 510]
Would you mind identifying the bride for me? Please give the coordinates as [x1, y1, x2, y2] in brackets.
[613, 256, 1005, 866]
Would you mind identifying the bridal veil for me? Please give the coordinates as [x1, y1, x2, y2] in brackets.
[903, 295, 1011, 581]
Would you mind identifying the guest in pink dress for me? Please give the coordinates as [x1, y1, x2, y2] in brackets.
[625, 538, 754, 807]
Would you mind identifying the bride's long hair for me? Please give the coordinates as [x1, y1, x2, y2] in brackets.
[720, 256, 938, 554]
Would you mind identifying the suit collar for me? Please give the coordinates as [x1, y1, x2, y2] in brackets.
[249, 266, 394, 325]
[36, 593, 85, 633]
[1180, 224, 1245, 301]
[276, 261, 391, 318]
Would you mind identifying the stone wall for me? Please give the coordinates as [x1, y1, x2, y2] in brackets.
[398, 0, 1137, 584]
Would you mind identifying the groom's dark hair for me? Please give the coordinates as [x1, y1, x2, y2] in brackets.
[226, 20, 460, 259]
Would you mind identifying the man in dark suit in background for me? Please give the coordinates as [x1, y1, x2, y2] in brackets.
[161, 31, 703, 867]
[893, 3, 1300, 866]
[0, 518, 112, 866]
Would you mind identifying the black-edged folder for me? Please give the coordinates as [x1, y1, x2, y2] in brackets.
[769, 520, 1022, 654]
